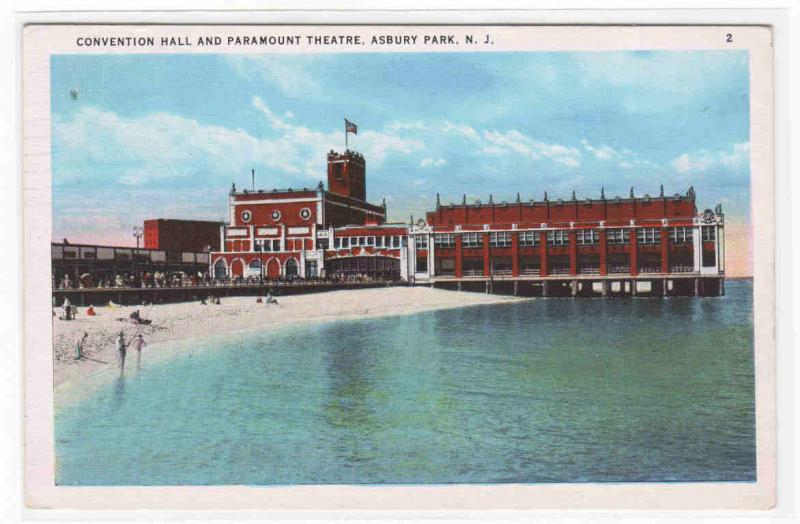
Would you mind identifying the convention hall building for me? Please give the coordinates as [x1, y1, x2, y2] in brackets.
[210, 149, 726, 297]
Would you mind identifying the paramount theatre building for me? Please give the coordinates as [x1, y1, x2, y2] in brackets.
[211, 150, 409, 281]
[211, 149, 726, 297]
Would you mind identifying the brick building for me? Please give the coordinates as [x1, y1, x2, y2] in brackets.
[211, 149, 403, 280]
[210, 147, 726, 296]
[143, 219, 222, 252]
[407, 186, 725, 296]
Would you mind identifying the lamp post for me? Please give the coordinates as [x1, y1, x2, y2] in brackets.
[132, 225, 143, 249]
[132, 226, 144, 288]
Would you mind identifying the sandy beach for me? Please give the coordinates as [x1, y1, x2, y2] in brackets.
[52, 286, 519, 390]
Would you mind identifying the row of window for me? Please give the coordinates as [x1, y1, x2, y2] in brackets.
[253, 227, 716, 252]
[254, 239, 281, 252]
[420, 227, 717, 248]
[335, 235, 403, 249]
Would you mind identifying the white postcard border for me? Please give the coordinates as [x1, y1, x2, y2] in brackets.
[20, 17, 777, 512]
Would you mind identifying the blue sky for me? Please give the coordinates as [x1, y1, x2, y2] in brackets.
[51, 51, 750, 245]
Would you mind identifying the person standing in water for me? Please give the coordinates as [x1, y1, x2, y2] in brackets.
[75, 331, 88, 360]
[133, 334, 147, 366]
[115, 331, 127, 372]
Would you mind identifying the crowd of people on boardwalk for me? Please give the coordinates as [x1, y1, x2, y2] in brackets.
[55, 271, 398, 290]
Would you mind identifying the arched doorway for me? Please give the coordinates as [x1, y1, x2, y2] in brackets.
[285, 258, 299, 279]
[213, 259, 227, 279]
[231, 259, 244, 278]
[266, 258, 281, 279]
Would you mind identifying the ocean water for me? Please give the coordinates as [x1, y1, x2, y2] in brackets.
[55, 280, 755, 485]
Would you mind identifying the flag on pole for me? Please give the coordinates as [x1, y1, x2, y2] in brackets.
[345, 118, 358, 135]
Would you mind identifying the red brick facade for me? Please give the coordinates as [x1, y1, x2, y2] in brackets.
[143, 219, 221, 252]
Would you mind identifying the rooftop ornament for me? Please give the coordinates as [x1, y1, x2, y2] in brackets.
[601, 187, 605, 200]
[660, 184, 665, 197]
[629, 187, 635, 198]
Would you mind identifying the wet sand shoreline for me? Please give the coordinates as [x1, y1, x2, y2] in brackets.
[52, 287, 521, 392]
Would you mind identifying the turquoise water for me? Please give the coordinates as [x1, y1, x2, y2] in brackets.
[55, 280, 755, 485]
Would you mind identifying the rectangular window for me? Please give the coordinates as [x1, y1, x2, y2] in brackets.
[670, 227, 693, 243]
[462, 233, 483, 248]
[606, 228, 630, 244]
[434, 233, 456, 248]
[376, 236, 384, 248]
[416, 255, 428, 272]
[333, 237, 341, 249]
[367, 236, 375, 246]
[702, 227, 716, 242]
[636, 228, 661, 244]
[358, 237, 366, 246]
[519, 231, 540, 246]
[547, 230, 569, 246]
[316, 238, 329, 250]
[576, 229, 599, 245]
[415, 235, 428, 249]
[489, 231, 512, 247]
[272, 239, 280, 252]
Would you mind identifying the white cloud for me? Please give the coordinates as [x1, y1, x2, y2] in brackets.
[442, 121, 479, 141]
[580, 139, 660, 170]
[53, 102, 425, 188]
[224, 55, 322, 99]
[441, 122, 583, 168]
[420, 157, 447, 168]
[480, 130, 582, 168]
[671, 142, 750, 174]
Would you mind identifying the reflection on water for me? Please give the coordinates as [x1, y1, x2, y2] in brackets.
[55, 280, 756, 486]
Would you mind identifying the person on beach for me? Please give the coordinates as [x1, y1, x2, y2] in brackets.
[86, 305, 96, 316]
[200, 297, 207, 305]
[256, 296, 263, 303]
[115, 331, 127, 372]
[61, 297, 72, 320]
[75, 331, 88, 360]
[133, 334, 147, 365]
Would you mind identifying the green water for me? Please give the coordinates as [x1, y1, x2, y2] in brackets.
[55, 280, 755, 485]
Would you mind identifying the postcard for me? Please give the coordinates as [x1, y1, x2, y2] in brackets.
[21, 21, 775, 511]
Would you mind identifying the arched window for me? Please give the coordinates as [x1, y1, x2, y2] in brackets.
[249, 259, 261, 269]
[285, 258, 299, 278]
[213, 259, 227, 279]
